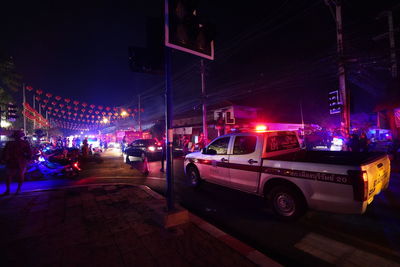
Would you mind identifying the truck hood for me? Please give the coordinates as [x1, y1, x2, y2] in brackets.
[185, 151, 202, 159]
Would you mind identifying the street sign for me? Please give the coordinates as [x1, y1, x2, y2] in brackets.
[165, 0, 215, 60]
[329, 90, 341, 115]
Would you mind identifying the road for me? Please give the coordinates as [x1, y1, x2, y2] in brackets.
[2, 148, 400, 266]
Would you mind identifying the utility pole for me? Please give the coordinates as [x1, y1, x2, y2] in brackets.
[388, 11, 397, 78]
[138, 94, 142, 132]
[375, 10, 398, 78]
[23, 83, 27, 135]
[326, 0, 350, 137]
[33, 93, 36, 130]
[200, 59, 208, 143]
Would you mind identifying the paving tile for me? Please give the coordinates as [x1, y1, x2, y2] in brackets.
[140, 232, 176, 257]
[122, 248, 156, 267]
[155, 252, 190, 267]
[62, 243, 92, 267]
[130, 220, 159, 237]
[113, 229, 141, 254]
[106, 217, 131, 233]
[92, 245, 124, 267]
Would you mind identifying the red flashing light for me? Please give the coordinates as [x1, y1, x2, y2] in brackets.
[73, 162, 81, 171]
[255, 125, 268, 132]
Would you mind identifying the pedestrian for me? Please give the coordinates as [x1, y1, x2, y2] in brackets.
[82, 137, 89, 158]
[348, 134, 360, 152]
[120, 135, 127, 156]
[1, 130, 32, 195]
[104, 140, 108, 150]
[359, 133, 369, 152]
[75, 137, 81, 148]
[182, 135, 190, 155]
[160, 136, 166, 172]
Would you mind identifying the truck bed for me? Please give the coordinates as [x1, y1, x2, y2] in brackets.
[265, 150, 387, 166]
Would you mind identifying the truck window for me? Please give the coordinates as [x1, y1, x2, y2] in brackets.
[208, 137, 230, 155]
[233, 136, 257, 155]
[266, 134, 299, 152]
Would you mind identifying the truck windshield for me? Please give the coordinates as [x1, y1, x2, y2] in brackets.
[266, 134, 299, 152]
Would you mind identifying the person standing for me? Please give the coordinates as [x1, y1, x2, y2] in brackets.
[182, 135, 190, 155]
[348, 134, 360, 152]
[82, 137, 89, 158]
[159, 136, 166, 172]
[1, 130, 32, 195]
[121, 135, 127, 155]
[359, 133, 369, 152]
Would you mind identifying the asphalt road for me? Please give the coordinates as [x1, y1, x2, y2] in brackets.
[2, 149, 399, 266]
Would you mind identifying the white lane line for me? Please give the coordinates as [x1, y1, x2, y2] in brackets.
[295, 232, 400, 266]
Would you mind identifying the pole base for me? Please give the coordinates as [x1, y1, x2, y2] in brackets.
[152, 205, 189, 228]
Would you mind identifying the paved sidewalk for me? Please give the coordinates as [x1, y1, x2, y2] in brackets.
[0, 184, 279, 267]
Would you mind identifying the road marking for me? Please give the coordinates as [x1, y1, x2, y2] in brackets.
[295, 232, 400, 266]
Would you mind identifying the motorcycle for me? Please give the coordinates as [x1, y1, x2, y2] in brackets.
[28, 146, 82, 178]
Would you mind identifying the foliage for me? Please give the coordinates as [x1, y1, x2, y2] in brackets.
[0, 54, 21, 93]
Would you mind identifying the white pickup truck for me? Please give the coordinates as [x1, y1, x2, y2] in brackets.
[184, 130, 391, 220]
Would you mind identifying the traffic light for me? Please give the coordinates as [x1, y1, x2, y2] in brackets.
[166, 0, 215, 60]
[329, 90, 341, 115]
[7, 103, 18, 121]
[128, 18, 164, 74]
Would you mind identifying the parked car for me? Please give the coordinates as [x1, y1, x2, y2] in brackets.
[124, 139, 163, 163]
[184, 130, 391, 220]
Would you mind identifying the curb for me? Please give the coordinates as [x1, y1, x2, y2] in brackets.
[139, 185, 282, 267]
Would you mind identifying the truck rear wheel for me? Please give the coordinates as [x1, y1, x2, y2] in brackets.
[187, 166, 201, 188]
[269, 185, 306, 221]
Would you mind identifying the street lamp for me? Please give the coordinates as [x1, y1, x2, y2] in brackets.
[120, 110, 128, 118]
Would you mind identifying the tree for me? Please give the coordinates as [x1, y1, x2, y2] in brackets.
[0, 54, 21, 93]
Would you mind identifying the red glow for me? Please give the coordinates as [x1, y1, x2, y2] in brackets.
[255, 125, 267, 132]
[73, 162, 81, 171]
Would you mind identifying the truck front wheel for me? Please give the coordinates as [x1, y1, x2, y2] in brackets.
[186, 166, 201, 188]
[269, 185, 306, 220]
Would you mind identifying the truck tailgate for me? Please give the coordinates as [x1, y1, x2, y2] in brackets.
[362, 155, 391, 204]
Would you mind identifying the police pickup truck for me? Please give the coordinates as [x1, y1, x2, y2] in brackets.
[184, 130, 391, 220]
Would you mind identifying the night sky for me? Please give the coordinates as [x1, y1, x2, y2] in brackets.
[2, 0, 399, 127]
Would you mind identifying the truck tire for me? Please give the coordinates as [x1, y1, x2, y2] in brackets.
[187, 166, 201, 188]
[269, 185, 306, 221]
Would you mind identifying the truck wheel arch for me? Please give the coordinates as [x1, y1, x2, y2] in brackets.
[263, 178, 308, 207]
[186, 163, 199, 175]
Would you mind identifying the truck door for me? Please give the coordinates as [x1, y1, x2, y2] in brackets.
[206, 136, 232, 185]
[229, 135, 261, 193]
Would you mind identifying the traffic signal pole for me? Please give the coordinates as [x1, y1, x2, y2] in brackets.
[200, 59, 208, 143]
[165, 46, 174, 211]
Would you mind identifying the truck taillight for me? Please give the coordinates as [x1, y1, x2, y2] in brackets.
[348, 170, 368, 201]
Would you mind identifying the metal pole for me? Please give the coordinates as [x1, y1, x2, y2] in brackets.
[335, 3, 350, 138]
[33, 93, 36, 130]
[388, 11, 397, 78]
[165, 0, 174, 211]
[23, 83, 26, 135]
[200, 59, 208, 143]
[138, 94, 142, 132]
[165, 46, 175, 211]
[46, 111, 49, 140]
